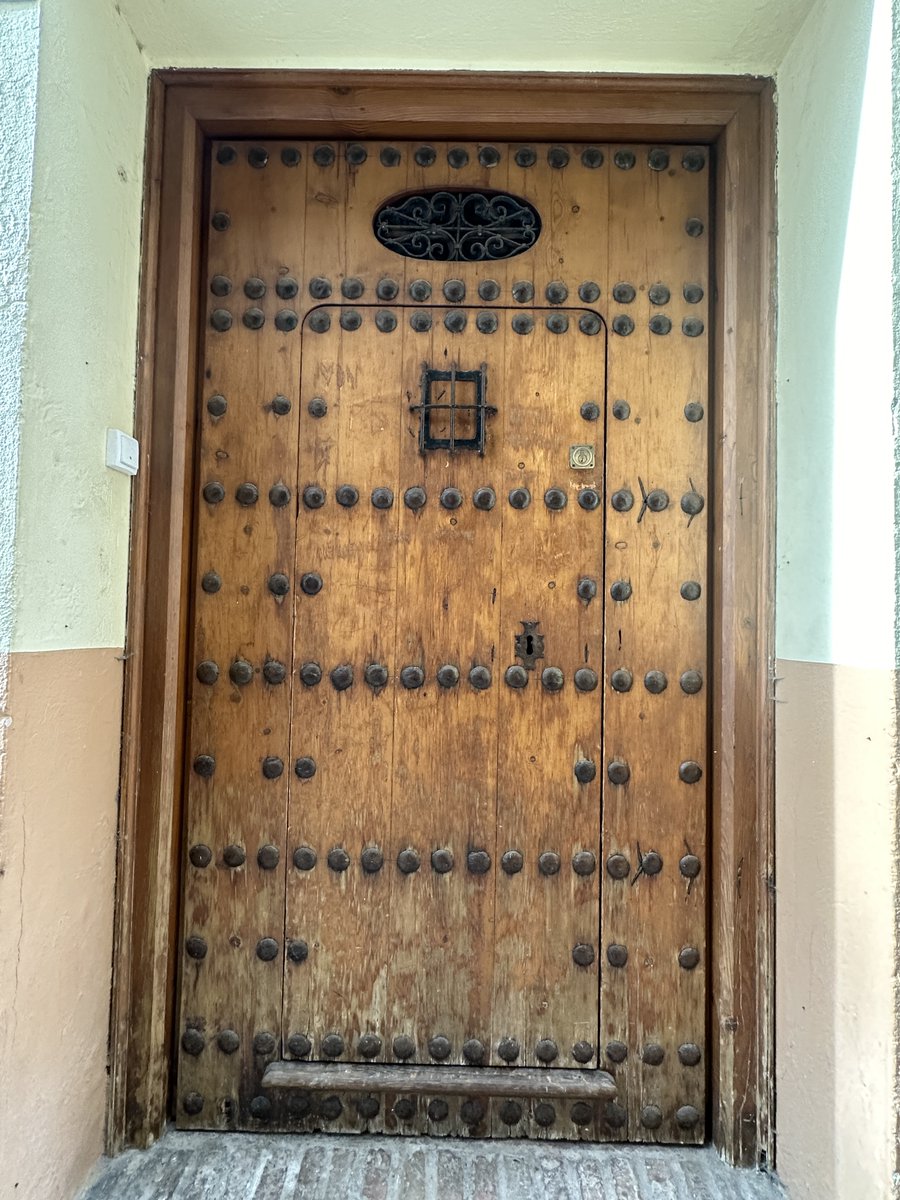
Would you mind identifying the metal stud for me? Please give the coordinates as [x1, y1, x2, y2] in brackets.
[612, 314, 634, 336]
[364, 663, 389, 689]
[640, 850, 663, 876]
[293, 845, 317, 871]
[684, 401, 705, 424]
[428, 1035, 452, 1061]
[607, 760, 631, 785]
[378, 144, 401, 168]
[472, 486, 496, 511]
[313, 144, 335, 167]
[243, 308, 265, 330]
[515, 147, 537, 167]
[202, 481, 225, 505]
[610, 488, 634, 513]
[535, 1038, 558, 1063]
[460, 1098, 485, 1126]
[649, 315, 672, 335]
[302, 485, 326, 510]
[505, 665, 528, 689]
[571, 1102, 594, 1126]
[321, 1033, 344, 1058]
[266, 483, 290, 509]
[680, 669, 703, 694]
[613, 282, 636, 304]
[534, 1101, 556, 1127]
[467, 849, 491, 874]
[436, 664, 460, 688]
[511, 280, 534, 303]
[646, 488, 669, 513]
[463, 1038, 486, 1064]
[499, 1100, 523, 1125]
[546, 312, 569, 334]
[547, 146, 570, 169]
[574, 667, 598, 692]
[498, 1037, 520, 1062]
[474, 279, 500, 303]
[218, 1029, 240, 1054]
[642, 1042, 665, 1066]
[372, 309, 396, 333]
[610, 580, 632, 602]
[340, 309, 362, 331]
[335, 484, 359, 508]
[648, 147, 670, 171]
[210, 275, 232, 298]
[577, 576, 598, 602]
[261, 756, 284, 779]
[606, 1041, 628, 1063]
[546, 281, 569, 304]
[397, 848, 421, 874]
[272, 394, 292, 415]
[423, 1098, 447, 1122]
[281, 146, 301, 168]
[679, 1043, 702, 1066]
[206, 395, 227, 419]
[581, 147, 604, 168]
[442, 279, 466, 303]
[580, 401, 600, 422]
[574, 759, 597, 783]
[679, 946, 701, 970]
[614, 149, 636, 170]
[541, 666, 564, 692]
[182, 1092, 204, 1115]
[189, 844, 212, 868]
[572, 1041, 595, 1063]
[508, 486, 531, 510]
[544, 487, 567, 510]
[607, 943, 628, 967]
[287, 1033, 310, 1059]
[577, 489, 600, 511]
[469, 666, 491, 690]
[319, 1095, 343, 1120]
[644, 669, 668, 694]
[477, 145, 501, 167]
[404, 486, 427, 511]
[361, 846, 384, 874]
[235, 482, 259, 507]
[683, 282, 704, 303]
[223, 844, 246, 867]
[393, 1035, 416, 1059]
[242, 277, 265, 300]
[330, 664, 354, 690]
[400, 665, 425, 689]
[572, 942, 596, 966]
[677, 1104, 701, 1129]
[431, 848, 454, 874]
[649, 283, 671, 305]
[248, 146, 268, 169]
[679, 761, 703, 784]
[308, 276, 332, 300]
[299, 661, 322, 687]
[371, 486, 394, 510]
[439, 487, 463, 511]
[356, 1095, 380, 1119]
[193, 754, 215, 778]
[300, 572, 323, 596]
[447, 147, 469, 168]
[229, 659, 253, 685]
[512, 313, 534, 334]
[358, 1033, 382, 1058]
[275, 309, 298, 332]
[414, 145, 436, 167]
[345, 143, 367, 167]
[685, 217, 705, 238]
[308, 312, 331, 335]
[579, 313, 602, 335]
[287, 939, 308, 963]
[538, 851, 561, 876]
[606, 853, 631, 879]
[216, 144, 237, 165]
[572, 851, 596, 876]
[256, 937, 279, 961]
[327, 847, 350, 873]
[501, 850, 524, 875]
[682, 150, 706, 172]
[268, 574, 290, 599]
[294, 757, 316, 779]
[641, 1105, 663, 1130]
[210, 212, 230, 234]
[680, 580, 702, 601]
[340, 277, 364, 302]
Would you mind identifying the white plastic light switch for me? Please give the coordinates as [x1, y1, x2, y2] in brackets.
[106, 428, 140, 476]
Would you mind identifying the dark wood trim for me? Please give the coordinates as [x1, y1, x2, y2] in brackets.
[109, 69, 776, 1166]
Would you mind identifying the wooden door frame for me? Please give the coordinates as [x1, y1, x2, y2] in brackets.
[110, 69, 775, 1167]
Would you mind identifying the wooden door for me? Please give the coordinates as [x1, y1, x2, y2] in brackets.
[177, 138, 710, 1143]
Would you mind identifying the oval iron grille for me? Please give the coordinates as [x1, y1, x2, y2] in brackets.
[374, 189, 541, 261]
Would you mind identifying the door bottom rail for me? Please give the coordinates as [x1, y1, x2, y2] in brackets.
[262, 1061, 617, 1100]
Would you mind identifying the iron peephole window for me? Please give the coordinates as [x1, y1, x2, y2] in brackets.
[412, 364, 495, 454]
[374, 189, 541, 261]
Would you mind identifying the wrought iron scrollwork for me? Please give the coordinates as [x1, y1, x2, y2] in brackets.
[374, 189, 541, 261]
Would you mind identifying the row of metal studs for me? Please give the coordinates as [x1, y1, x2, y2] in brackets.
[199, 483, 603, 512]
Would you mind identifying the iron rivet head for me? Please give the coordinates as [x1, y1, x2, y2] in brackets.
[275, 309, 298, 332]
[217, 1029, 240, 1054]
[577, 488, 600, 511]
[541, 666, 564, 692]
[538, 851, 561, 876]
[336, 484, 359, 508]
[440, 486, 463, 510]
[268, 483, 291, 509]
[235, 482, 259, 506]
[511, 313, 534, 334]
[261, 755, 284, 779]
[505, 665, 528, 689]
[189, 843, 212, 868]
[443, 278, 466, 302]
[501, 849, 524, 875]
[478, 145, 501, 167]
[393, 1035, 416, 1059]
[641, 1105, 663, 1130]
[210, 274, 232, 298]
[427, 1098, 449, 1122]
[431, 848, 454, 874]
[371, 486, 394, 510]
[606, 853, 631, 880]
[300, 572, 323, 596]
[574, 667, 598, 692]
[612, 282, 636, 304]
[545, 281, 569, 305]
[397, 848, 421, 874]
[414, 145, 436, 167]
[410, 310, 433, 332]
[643, 1042, 665, 1066]
[321, 1033, 345, 1058]
[340, 309, 362, 331]
[612, 315, 634, 336]
[293, 845, 317, 871]
[472, 486, 496, 511]
[649, 315, 672, 335]
[376, 277, 400, 304]
[683, 282, 705, 303]
[580, 401, 601, 422]
[428, 1035, 452, 1061]
[357, 1095, 380, 1119]
[683, 317, 705, 338]
[448, 147, 469, 168]
[476, 310, 498, 333]
[364, 663, 389, 689]
[256, 844, 278, 873]
[648, 147, 670, 171]
[302, 485, 326, 509]
[374, 309, 397, 333]
[607, 760, 630, 785]
[211, 211, 230, 232]
[287, 938, 308, 963]
[460, 1099, 485, 1126]
[610, 400, 630, 422]
[573, 1041, 595, 1064]
[544, 487, 567, 510]
[581, 147, 604, 168]
[400, 665, 425, 690]
[607, 943, 628, 967]
[610, 580, 632, 602]
[313, 144, 335, 167]
[248, 146, 268, 169]
[294, 756, 316, 779]
[182, 1092, 204, 1116]
[243, 307, 265, 330]
[508, 486, 531, 510]
[243, 276, 266, 300]
[216, 144, 237, 165]
[649, 283, 671, 305]
[380, 145, 401, 167]
[327, 847, 350, 873]
[548, 146, 570, 169]
[299, 661, 322, 687]
[682, 150, 706, 172]
[223, 844, 246, 868]
[579, 312, 602, 335]
[345, 143, 367, 166]
[499, 1100, 523, 1125]
[308, 276, 332, 299]
[681, 580, 702, 601]
[469, 666, 491, 691]
[614, 149, 636, 170]
[606, 1040, 628, 1063]
[684, 401, 705, 423]
[572, 943, 596, 968]
[478, 279, 501, 301]
[647, 488, 669, 512]
[642, 850, 663, 876]
[574, 759, 597, 783]
[534, 1101, 556, 1127]
[203, 481, 225, 505]
[229, 659, 253, 686]
[677, 1104, 701, 1129]
[577, 576, 598, 602]
[185, 935, 207, 960]
[404, 486, 427, 511]
[572, 851, 596, 876]
[357, 1033, 382, 1058]
[679, 1043, 702, 1066]
[547, 312, 569, 334]
[308, 312, 330, 335]
[272, 394, 291, 415]
[679, 945, 701, 970]
[330, 664, 353, 691]
[604, 1101, 627, 1129]
[341, 276, 364, 300]
[497, 1036, 521, 1062]
[409, 278, 432, 302]
[193, 754, 215, 778]
[467, 849, 491, 874]
[511, 280, 534, 303]
[685, 217, 705, 238]
[644, 669, 668, 694]
[679, 761, 703, 784]
[256, 937, 279, 962]
[436, 663, 460, 688]
[319, 1095, 343, 1120]
[444, 309, 467, 332]
[611, 668, 633, 693]
[680, 669, 703, 694]
[206, 394, 227, 419]
[515, 146, 537, 167]
[268, 574, 290, 599]
[571, 1101, 594, 1126]
[361, 846, 384, 874]
[463, 1037, 486, 1064]
[611, 488, 634, 512]
[280, 146, 301, 167]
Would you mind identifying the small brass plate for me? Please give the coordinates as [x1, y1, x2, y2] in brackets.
[570, 444, 595, 470]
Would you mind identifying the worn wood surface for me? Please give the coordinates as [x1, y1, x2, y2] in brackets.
[263, 1063, 617, 1100]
